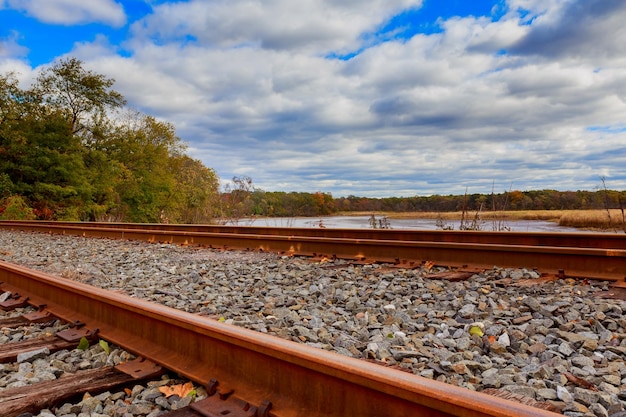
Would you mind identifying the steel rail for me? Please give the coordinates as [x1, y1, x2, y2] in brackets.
[0, 260, 559, 417]
[0, 221, 624, 281]
[2, 220, 625, 249]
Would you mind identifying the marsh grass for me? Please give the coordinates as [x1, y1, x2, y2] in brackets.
[558, 209, 625, 231]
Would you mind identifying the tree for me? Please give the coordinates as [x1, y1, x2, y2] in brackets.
[220, 176, 255, 223]
[35, 57, 126, 137]
[0, 60, 222, 222]
[100, 112, 185, 222]
[0, 73, 26, 128]
[167, 156, 220, 223]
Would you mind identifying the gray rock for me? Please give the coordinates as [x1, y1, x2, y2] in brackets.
[589, 403, 609, 417]
[17, 347, 50, 363]
[573, 387, 600, 407]
[3, 230, 626, 417]
[558, 342, 575, 357]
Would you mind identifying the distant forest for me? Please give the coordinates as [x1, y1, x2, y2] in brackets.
[0, 59, 624, 223]
[235, 187, 626, 219]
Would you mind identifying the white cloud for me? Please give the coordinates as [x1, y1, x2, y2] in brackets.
[5, 0, 126, 26]
[509, 0, 626, 63]
[0, 30, 28, 59]
[129, 0, 421, 53]
[18, 0, 626, 196]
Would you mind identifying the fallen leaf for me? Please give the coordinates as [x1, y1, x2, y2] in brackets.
[77, 336, 90, 351]
[99, 339, 110, 354]
[159, 382, 196, 398]
[469, 325, 484, 337]
[423, 261, 435, 271]
[563, 372, 597, 391]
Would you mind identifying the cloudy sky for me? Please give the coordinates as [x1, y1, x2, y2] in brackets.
[1, 0, 625, 197]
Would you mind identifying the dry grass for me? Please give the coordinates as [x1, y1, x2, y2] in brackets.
[558, 209, 626, 231]
[340, 210, 626, 231]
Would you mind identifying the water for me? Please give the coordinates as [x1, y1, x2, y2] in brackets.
[244, 215, 590, 233]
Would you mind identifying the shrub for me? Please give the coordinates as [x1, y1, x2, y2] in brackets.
[0, 195, 36, 220]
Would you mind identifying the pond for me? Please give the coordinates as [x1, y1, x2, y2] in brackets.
[243, 215, 594, 233]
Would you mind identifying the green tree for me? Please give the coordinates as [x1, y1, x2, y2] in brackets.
[0, 75, 94, 220]
[166, 155, 220, 223]
[98, 112, 187, 222]
[0, 60, 222, 222]
[21, 110, 93, 219]
[35, 57, 126, 137]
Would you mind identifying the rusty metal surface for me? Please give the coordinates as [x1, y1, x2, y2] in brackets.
[0, 260, 558, 417]
[0, 293, 30, 310]
[115, 358, 163, 379]
[0, 220, 623, 281]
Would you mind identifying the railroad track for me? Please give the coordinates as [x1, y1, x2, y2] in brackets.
[0, 220, 624, 281]
[0, 221, 623, 415]
[0, 259, 559, 416]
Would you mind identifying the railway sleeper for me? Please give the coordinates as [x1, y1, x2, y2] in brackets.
[0, 358, 162, 417]
[0, 335, 77, 363]
[0, 307, 168, 417]
[0, 307, 55, 329]
[0, 307, 274, 417]
[0, 309, 98, 363]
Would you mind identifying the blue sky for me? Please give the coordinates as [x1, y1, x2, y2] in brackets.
[1, 0, 625, 197]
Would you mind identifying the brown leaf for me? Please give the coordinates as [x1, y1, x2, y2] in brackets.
[159, 382, 195, 398]
[563, 371, 597, 391]
[423, 261, 435, 271]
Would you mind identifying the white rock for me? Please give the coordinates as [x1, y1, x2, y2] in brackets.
[557, 385, 573, 403]
[497, 332, 511, 347]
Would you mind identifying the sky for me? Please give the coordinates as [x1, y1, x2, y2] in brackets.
[1, 0, 625, 198]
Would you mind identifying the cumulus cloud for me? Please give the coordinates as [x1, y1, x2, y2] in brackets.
[510, 0, 626, 62]
[0, 30, 28, 59]
[4, 0, 126, 26]
[129, 0, 421, 53]
[11, 0, 626, 196]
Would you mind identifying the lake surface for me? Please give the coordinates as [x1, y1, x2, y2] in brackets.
[242, 215, 592, 233]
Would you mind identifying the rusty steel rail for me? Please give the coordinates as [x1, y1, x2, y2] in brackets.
[0, 260, 559, 417]
[0, 221, 624, 281]
[2, 220, 625, 249]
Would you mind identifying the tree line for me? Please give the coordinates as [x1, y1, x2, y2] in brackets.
[0, 58, 219, 223]
[333, 188, 626, 213]
[221, 184, 626, 220]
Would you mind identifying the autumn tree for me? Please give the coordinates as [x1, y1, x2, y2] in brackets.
[219, 176, 255, 223]
[35, 57, 126, 137]
[166, 155, 220, 223]
[0, 59, 221, 222]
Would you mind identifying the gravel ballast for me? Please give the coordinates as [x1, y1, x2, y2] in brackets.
[1, 229, 626, 417]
